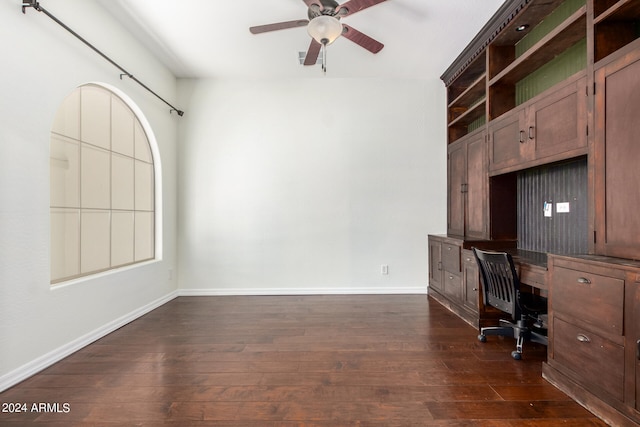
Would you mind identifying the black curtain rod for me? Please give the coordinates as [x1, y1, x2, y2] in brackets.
[22, 0, 184, 116]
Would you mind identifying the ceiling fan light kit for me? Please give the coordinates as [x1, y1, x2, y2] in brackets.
[307, 15, 343, 46]
[250, 0, 387, 74]
[307, 15, 342, 73]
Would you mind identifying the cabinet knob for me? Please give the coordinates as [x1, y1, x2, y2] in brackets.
[472, 287, 478, 292]
[577, 277, 591, 285]
[576, 334, 591, 343]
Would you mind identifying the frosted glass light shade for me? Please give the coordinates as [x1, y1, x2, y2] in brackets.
[307, 15, 343, 45]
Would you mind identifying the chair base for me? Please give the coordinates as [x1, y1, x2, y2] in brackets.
[478, 318, 548, 359]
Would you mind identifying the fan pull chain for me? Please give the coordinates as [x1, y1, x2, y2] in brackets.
[322, 42, 327, 74]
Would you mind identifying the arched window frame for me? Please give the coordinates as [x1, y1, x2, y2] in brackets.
[50, 83, 162, 285]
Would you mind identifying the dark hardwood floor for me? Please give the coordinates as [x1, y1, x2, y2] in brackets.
[0, 295, 607, 426]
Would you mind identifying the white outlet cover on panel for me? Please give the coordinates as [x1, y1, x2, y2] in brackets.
[556, 202, 570, 213]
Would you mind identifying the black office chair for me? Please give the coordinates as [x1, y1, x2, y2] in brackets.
[472, 248, 548, 360]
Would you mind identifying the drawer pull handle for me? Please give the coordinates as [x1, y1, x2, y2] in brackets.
[577, 277, 591, 285]
[519, 130, 526, 143]
[437, 262, 442, 271]
[576, 334, 591, 343]
[637, 340, 640, 361]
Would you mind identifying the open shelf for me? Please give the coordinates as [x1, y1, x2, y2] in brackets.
[594, 0, 640, 61]
[489, 6, 587, 86]
[449, 98, 486, 128]
[448, 73, 486, 114]
[594, 0, 640, 23]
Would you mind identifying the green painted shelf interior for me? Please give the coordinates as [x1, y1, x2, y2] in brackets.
[468, 115, 486, 133]
[515, 0, 587, 105]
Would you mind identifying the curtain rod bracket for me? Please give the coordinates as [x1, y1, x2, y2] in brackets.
[22, 0, 41, 14]
[21, 0, 184, 117]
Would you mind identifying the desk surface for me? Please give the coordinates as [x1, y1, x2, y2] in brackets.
[507, 249, 548, 268]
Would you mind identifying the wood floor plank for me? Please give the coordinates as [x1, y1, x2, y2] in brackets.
[0, 295, 608, 425]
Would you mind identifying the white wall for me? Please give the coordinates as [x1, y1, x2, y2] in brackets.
[177, 78, 447, 294]
[0, 0, 179, 390]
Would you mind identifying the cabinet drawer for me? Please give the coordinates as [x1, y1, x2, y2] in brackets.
[552, 266, 624, 335]
[462, 249, 475, 266]
[443, 272, 463, 300]
[442, 243, 461, 273]
[553, 317, 625, 401]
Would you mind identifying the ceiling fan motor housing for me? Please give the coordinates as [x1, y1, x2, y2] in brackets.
[307, 0, 342, 20]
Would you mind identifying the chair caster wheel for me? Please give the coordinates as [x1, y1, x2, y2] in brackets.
[511, 351, 522, 360]
[478, 334, 486, 342]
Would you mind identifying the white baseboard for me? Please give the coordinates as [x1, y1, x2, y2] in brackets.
[0, 290, 179, 393]
[179, 286, 428, 296]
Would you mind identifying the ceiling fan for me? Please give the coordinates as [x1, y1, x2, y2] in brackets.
[250, 0, 387, 71]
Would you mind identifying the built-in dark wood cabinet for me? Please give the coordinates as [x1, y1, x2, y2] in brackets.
[429, 235, 466, 302]
[447, 129, 487, 238]
[428, 236, 489, 328]
[487, 107, 525, 172]
[428, 236, 464, 315]
[461, 249, 479, 313]
[488, 74, 588, 175]
[634, 281, 640, 414]
[545, 254, 640, 426]
[431, 0, 640, 424]
[428, 236, 508, 329]
[428, 237, 443, 293]
[594, 39, 640, 260]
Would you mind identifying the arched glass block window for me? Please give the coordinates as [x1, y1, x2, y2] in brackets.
[50, 84, 156, 284]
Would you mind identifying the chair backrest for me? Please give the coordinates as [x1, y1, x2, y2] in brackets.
[472, 248, 521, 320]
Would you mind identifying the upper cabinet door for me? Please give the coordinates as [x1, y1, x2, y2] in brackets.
[488, 75, 588, 175]
[488, 107, 527, 173]
[527, 75, 588, 162]
[465, 131, 487, 239]
[594, 42, 640, 259]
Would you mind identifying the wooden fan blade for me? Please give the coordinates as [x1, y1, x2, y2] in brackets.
[304, 39, 322, 65]
[250, 20, 308, 34]
[341, 24, 384, 53]
[336, 0, 387, 17]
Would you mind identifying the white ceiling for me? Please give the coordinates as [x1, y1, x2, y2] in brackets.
[97, 0, 505, 80]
